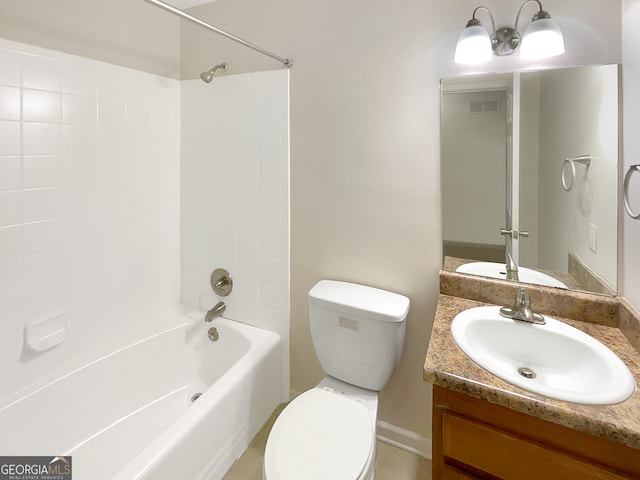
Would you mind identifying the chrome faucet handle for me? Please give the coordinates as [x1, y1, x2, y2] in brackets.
[210, 268, 233, 297]
[500, 228, 530, 240]
[515, 287, 528, 306]
[500, 287, 545, 325]
[516, 289, 535, 322]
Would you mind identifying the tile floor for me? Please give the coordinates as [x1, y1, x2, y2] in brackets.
[223, 404, 432, 480]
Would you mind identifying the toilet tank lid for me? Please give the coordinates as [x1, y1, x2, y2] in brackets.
[308, 280, 410, 322]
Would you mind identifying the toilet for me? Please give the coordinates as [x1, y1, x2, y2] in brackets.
[263, 280, 410, 480]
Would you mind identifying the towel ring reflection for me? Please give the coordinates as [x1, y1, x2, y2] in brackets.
[561, 155, 591, 191]
[624, 164, 640, 219]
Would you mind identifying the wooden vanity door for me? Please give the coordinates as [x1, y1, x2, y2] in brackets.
[432, 386, 640, 480]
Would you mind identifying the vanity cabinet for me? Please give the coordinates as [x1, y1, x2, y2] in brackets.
[432, 386, 640, 480]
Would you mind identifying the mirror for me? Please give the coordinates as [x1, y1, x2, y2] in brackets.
[441, 65, 619, 295]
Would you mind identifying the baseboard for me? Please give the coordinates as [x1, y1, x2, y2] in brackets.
[376, 420, 432, 460]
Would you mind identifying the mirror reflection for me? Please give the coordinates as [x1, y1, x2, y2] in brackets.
[441, 65, 619, 295]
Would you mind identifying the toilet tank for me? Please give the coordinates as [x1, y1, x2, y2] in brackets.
[308, 280, 410, 391]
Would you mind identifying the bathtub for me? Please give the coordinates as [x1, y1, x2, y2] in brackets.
[0, 310, 283, 480]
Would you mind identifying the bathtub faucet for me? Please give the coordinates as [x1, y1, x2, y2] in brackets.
[205, 301, 226, 322]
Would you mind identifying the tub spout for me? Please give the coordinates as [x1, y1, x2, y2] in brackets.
[205, 301, 226, 322]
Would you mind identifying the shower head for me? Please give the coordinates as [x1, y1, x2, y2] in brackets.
[200, 63, 227, 83]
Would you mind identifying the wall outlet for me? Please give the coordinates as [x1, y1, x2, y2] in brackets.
[588, 223, 598, 253]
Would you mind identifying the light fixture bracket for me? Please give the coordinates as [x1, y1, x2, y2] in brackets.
[466, 18, 482, 28]
[531, 9, 551, 22]
[492, 27, 521, 56]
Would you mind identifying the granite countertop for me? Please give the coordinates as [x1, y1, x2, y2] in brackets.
[442, 256, 583, 290]
[424, 293, 640, 450]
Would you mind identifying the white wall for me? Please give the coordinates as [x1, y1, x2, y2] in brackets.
[535, 66, 618, 288]
[180, 70, 290, 395]
[0, 0, 627, 455]
[622, 0, 640, 309]
[181, 0, 622, 453]
[0, 39, 181, 401]
[519, 74, 541, 268]
[442, 90, 507, 246]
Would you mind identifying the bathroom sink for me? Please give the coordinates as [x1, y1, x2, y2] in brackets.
[456, 262, 568, 289]
[450, 306, 636, 405]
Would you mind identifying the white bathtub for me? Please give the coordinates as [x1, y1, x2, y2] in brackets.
[0, 310, 282, 480]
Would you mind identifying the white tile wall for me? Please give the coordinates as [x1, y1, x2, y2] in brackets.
[0, 39, 181, 400]
[0, 86, 20, 120]
[0, 157, 22, 191]
[0, 225, 23, 263]
[23, 156, 64, 188]
[0, 121, 21, 155]
[180, 71, 290, 343]
[0, 39, 288, 404]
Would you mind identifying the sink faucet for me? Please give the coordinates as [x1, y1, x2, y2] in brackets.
[505, 252, 519, 281]
[500, 288, 545, 325]
[205, 301, 226, 322]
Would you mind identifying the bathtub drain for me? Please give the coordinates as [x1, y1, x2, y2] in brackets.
[191, 393, 203, 402]
[208, 327, 219, 342]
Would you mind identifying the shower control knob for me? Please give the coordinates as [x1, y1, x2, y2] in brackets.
[210, 268, 233, 297]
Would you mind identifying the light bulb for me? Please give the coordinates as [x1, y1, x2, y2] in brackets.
[455, 24, 493, 64]
[520, 17, 564, 60]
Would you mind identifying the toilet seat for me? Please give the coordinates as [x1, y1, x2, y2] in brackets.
[264, 388, 374, 480]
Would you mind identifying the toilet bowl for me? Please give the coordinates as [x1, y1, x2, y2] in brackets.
[263, 280, 410, 480]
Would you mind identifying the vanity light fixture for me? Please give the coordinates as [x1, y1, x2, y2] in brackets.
[454, 0, 565, 64]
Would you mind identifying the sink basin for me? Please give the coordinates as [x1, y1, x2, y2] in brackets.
[456, 261, 568, 289]
[451, 306, 636, 405]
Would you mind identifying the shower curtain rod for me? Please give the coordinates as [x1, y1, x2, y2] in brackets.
[142, 0, 293, 68]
